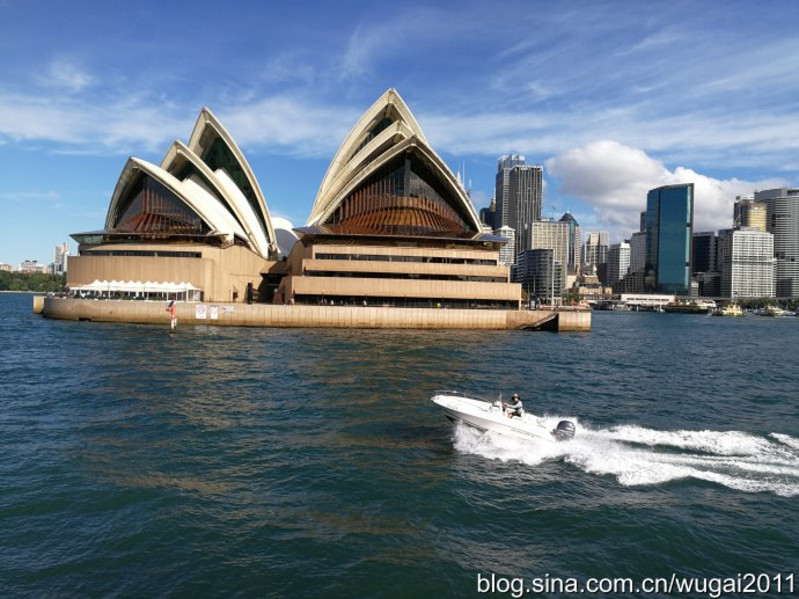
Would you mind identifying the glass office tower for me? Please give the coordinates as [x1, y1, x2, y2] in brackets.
[645, 184, 694, 295]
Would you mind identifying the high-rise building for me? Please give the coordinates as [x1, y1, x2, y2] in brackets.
[54, 242, 70, 274]
[494, 226, 516, 266]
[608, 241, 631, 287]
[495, 155, 543, 257]
[717, 227, 774, 299]
[629, 231, 646, 274]
[559, 211, 581, 274]
[734, 196, 767, 232]
[515, 248, 563, 305]
[754, 188, 799, 297]
[494, 154, 525, 227]
[645, 184, 694, 295]
[479, 197, 500, 231]
[692, 231, 717, 274]
[530, 220, 570, 293]
[581, 231, 609, 274]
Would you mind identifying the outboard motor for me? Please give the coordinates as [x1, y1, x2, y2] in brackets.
[553, 420, 576, 441]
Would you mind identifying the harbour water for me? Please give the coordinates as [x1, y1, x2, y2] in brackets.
[2, 292, 797, 597]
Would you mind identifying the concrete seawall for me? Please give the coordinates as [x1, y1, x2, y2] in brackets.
[40, 298, 591, 332]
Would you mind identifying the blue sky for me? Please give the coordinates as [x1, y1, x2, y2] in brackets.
[2, 0, 798, 267]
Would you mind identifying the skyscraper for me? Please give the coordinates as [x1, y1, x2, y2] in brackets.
[494, 226, 516, 266]
[629, 231, 646, 274]
[54, 242, 70, 274]
[608, 241, 631, 287]
[494, 154, 525, 227]
[479, 197, 500, 230]
[559, 211, 581, 274]
[718, 227, 774, 299]
[495, 155, 543, 257]
[645, 184, 694, 295]
[530, 220, 570, 294]
[754, 188, 799, 297]
[692, 231, 717, 274]
[733, 196, 767, 232]
[515, 248, 563, 304]
[581, 231, 609, 274]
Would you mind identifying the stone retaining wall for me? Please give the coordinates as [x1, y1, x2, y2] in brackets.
[40, 298, 591, 332]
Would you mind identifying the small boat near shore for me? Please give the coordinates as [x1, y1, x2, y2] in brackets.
[431, 390, 576, 443]
[714, 303, 743, 316]
[663, 299, 716, 314]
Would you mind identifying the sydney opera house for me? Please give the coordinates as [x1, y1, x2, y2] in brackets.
[67, 89, 521, 310]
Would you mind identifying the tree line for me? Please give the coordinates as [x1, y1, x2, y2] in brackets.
[0, 271, 66, 292]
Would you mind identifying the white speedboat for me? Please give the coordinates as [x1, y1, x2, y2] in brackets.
[431, 390, 576, 442]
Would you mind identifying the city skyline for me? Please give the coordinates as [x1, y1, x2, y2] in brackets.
[2, 0, 798, 266]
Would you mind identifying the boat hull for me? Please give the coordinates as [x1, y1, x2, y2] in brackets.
[431, 393, 558, 442]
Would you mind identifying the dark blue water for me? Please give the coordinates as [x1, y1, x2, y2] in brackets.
[1, 293, 797, 597]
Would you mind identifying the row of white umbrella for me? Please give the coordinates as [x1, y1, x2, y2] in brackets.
[70, 279, 200, 294]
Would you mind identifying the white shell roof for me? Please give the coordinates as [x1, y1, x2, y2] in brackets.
[106, 157, 248, 242]
[187, 107, 277, 256]
[307, 88, 481, 231]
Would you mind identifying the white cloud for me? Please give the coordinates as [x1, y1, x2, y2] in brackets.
[42, 58, 94, 92]
[218, 95, 358, 158]
[546, 140, 787, 241]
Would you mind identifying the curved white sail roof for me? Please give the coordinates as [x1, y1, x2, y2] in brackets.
[105, 157, 248, 243]
[312, 89, 427, 218]
[160, 140, 272, 257]
[187, 107, 277, 256]
[308, 89, 481, 233]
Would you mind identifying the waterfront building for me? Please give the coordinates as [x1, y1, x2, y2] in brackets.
[734, 196, 766, 232]
[581, 231, 609, 275]
[68, 107, 280, 302]
[696, 271, 721, 298]
[494, 226, 516, 266]
[645, 184, 694, 295]
[515, 248, 563, 304]
[607, 241, 631, 288]
[530, 220, 570, 293]
[276, 89, 520, 309]
[571, 271, 613, 301]
[629, 231, 646, 274]
[495, 155, 543, 257]
[692, 231, 717, 274]
[559, 211, 581, 275]
[717, 227, 775, 299]
[754, 188, 799, 297]
[617, 269, 648, 294]
[619, 293, 674, 309]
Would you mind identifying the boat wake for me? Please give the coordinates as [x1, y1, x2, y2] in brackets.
[452, 417, 799, 497]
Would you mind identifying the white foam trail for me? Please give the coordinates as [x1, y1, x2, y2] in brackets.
[451, 420, 799, 497]
[771, 432, 799, 452]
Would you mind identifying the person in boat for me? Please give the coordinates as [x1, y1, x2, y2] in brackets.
[503, 393, 524, 418]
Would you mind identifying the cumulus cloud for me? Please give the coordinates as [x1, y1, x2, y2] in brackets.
[546, 140, 787, 241]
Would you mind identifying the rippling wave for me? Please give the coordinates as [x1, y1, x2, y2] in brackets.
[452, 420, 799, 496]
[2, 296, 798, 597]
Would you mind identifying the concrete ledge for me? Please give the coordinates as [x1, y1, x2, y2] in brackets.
[40, 298, 591, 331]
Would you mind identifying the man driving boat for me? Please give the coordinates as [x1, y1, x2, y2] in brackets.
[503, 393, 523, 418]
